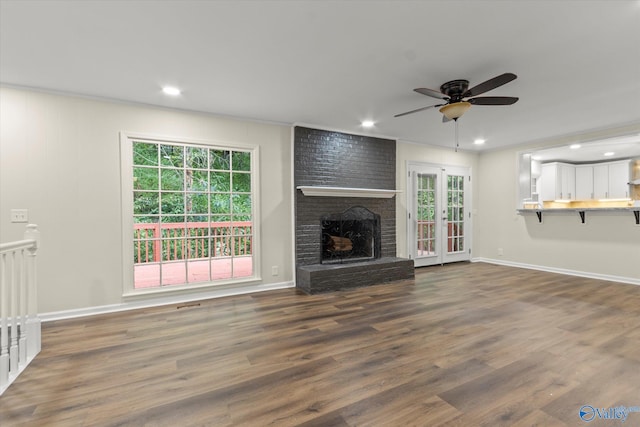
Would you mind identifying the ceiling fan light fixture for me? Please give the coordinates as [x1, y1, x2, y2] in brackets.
[439, 102, 471, 120]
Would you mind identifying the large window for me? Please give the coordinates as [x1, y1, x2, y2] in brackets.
[121, 134, 259, 293]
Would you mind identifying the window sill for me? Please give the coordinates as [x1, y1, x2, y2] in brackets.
[123, 276, 263, 299]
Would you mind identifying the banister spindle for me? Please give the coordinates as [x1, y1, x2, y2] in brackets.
[1, 253, 8, 390]
[9, 251, 18, 377]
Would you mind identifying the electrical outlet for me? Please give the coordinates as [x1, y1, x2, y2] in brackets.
[11, 209, 29, 223]
[498, 248, 504, 256]
[272, 266, 279, 276]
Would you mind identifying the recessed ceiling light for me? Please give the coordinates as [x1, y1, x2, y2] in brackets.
[162, 86, 181, 96]
[569, 144, 581, 149]
[473, 139, 486, 145]
[604, 152, 615, 157]
[361, 120, 375, 128]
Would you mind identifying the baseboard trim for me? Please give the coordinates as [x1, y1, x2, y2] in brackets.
[40, 281, 295, 322]
[472, 257, 640, 287]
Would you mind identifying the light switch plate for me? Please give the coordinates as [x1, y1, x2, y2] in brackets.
[11, 209, 28, 223]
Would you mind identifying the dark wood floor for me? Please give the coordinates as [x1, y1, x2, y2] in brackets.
[2, 262, 640, 426]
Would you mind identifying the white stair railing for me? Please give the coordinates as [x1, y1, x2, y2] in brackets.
[0, 224, 41, 396]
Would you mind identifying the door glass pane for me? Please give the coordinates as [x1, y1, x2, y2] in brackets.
[447, 174, 465, 254]
[417, 173, 437, 257]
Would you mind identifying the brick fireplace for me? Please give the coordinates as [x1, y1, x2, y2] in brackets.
[294, 127, 414, 293]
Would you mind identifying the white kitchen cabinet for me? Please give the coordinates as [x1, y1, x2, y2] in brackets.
[541, 160, 631, 201]
[593, 164, 609, 199]
[608, 160, 631, 198]
[575, 165, 594, 200]
[540, 162, 575, 201]
[540, 164, 556, 201]
[593, 160, 631, 199]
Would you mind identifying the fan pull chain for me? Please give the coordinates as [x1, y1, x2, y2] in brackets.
[454, 119, 459, 152]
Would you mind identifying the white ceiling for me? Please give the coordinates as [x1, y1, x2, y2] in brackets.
[1, 0, 640, 153]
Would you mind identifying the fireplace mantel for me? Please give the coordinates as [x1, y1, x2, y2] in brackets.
[297, 186, 399, 198]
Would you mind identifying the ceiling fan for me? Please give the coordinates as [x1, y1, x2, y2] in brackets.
[395, 72, 519, 122]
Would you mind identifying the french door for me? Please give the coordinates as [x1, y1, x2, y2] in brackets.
[407, 163, 471, 267]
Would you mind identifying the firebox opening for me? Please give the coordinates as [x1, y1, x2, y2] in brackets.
[321, 206, 381, 264]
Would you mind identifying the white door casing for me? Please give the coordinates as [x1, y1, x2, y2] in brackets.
[407, 162, 471, 267]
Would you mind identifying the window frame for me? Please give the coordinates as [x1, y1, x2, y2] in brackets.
[120, 131, 261, 297]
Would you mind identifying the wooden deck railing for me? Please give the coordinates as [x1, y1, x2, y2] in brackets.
[134, 221, 252, 264]
[417, 220, 436, 252]
[416, 220, 462, 253]
[0, 224, 41, 396]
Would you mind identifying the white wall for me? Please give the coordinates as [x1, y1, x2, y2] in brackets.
[0, 87, 293, 314]
[475, 124, 640, 283]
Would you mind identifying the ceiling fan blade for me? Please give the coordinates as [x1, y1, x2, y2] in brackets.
[414, 87, 449, 100]
[394, 104, 443, 118]
[468, 96, 519, 105]
[462, 73, 517, 98]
